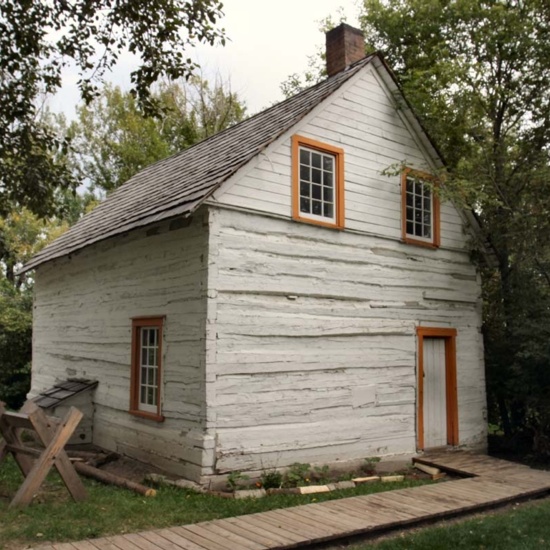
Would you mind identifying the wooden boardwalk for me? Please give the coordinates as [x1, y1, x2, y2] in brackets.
[35, 452, 550, 550]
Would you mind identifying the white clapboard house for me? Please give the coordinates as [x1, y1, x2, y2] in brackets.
[23, 24, 487, 482]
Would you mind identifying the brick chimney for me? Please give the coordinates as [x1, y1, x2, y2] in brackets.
[326, 23, 366, 77]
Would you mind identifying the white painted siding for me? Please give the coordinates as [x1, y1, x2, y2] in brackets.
[212, 64, 469, 252]
[31, 212, 212, 481]
[206, 206, 486, 473]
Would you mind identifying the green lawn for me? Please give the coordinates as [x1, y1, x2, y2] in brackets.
[340, 498, 550, 549]
[0, 456, 430, 550]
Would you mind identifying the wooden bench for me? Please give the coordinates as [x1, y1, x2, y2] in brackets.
[0, 400, 87, 508]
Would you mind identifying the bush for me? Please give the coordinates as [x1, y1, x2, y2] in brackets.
[0, 280, 32, 409]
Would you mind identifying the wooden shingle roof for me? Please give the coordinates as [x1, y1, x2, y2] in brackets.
[33, 379, 98, 409]
[22, 55, 376, 273]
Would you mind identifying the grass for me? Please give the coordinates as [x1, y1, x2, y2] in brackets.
[0, 456, 431, 550]
[340, 497, 550, 549]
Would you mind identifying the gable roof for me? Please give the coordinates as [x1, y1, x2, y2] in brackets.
[22, 54, 379, 273]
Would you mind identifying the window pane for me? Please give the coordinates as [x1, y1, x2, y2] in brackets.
[312, 184, 321, 200]
[147, 386, 154, 405]
[300, 197, 310, 213]
[141, 328, 149, 347]
[300, 165, 310, 182]
[406, 178, 414, 194]
[148, 348, 156, 366]
[141, 348, 147, 366]
[140, 386, 147, 404]
[323, 187, 333, 202]
[423, 197, 431, 212]
[149, 329, 156, 346]
[406, 192, 413, 207]
[300, 181, 309, 197]
[323, 156, 333, 171]
[141, 367, 147, 384]
[312, 168, 321, 184]
[323, 203, 334, 218]
[312, 200, 322, 215]
[414, 194, 423, 210]
[300, 149, 310, 164]
[323, 172, 333, 187]
[312, 152, 321, 168]
[406, 221, 414, 234]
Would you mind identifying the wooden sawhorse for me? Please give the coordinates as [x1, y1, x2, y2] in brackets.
[0, 401, 87, 508]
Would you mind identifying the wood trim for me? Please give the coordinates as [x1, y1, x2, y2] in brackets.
[129, 410, 165, 422]
[129, 316, 165, 422]
[401, 168, 441, 248]
[416, 327, 458, 450]
[292, 135, 345, 229]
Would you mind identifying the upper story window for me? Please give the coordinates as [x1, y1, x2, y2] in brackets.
[130, 317, 165, 421]
[292, 135, 345, 229]
[401, 168, 440, 248]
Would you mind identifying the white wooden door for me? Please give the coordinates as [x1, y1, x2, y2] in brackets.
[423, 337, 447, 448]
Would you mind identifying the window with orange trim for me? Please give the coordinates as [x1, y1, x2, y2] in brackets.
[292, 135, 345, 229]
[401, 168, 440, 248]
[130, 317, 164, 421]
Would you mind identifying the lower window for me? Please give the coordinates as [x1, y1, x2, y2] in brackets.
[130, 317, 164, 420]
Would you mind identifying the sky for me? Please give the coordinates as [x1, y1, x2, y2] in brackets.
[50, 0, 362, 118]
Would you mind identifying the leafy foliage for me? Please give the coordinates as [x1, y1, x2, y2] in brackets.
[68, 77, 245, 194]
[0, 209, 70, 408]
[0, 279, 32, 409]
[0, 0, 225, 216]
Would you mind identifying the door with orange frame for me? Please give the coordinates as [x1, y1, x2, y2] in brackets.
[417, 327, 459, 450]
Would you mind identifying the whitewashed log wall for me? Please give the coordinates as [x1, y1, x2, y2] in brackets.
[205, 208, 485, 473]
[207, 62, 486, 473]
[31, 214, 213, 480]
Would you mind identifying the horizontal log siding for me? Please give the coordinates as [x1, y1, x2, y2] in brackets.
[31, 213, 211, 481]
[215, 64, 468, 251]
[207, 207, 486, 473]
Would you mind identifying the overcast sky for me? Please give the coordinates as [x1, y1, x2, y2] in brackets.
[49, 0, 362, 118]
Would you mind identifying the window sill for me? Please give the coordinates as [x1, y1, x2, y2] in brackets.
[402, 237, 439, 249]
[129, 409, 165, 422]
[293, 215, 345, 230]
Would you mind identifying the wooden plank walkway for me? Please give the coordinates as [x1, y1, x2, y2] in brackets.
[34, 452, 550, 550]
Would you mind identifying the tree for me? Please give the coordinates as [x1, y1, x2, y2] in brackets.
[68, 77, 246, 193]
[0, 0, 226, 216]
[359, 0, 550, 455]
[0, 208, 70, 409]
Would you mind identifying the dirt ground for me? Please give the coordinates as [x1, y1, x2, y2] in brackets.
[67, 444, 172, 483]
